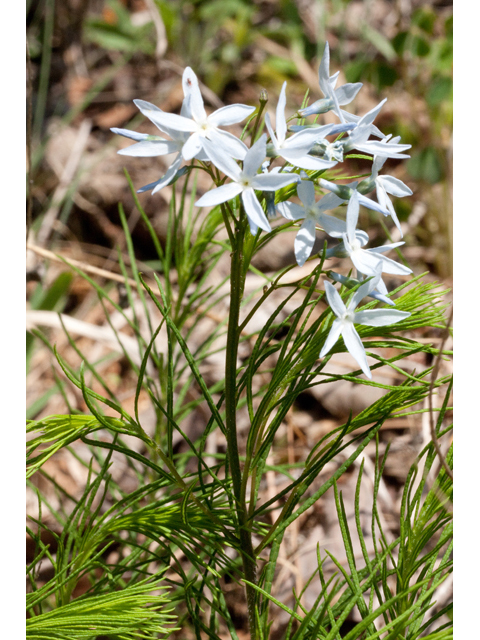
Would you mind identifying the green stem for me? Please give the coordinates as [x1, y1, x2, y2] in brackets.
[224, 210, 258, 639]
[250, 89, 269, 145]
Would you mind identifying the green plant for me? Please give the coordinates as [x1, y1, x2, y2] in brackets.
[27, 12, 452, 637]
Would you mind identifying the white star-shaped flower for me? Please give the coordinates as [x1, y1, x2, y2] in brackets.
[327, 271, 395, 306]
[298, 42, 363, 122]
[140, 67, 253, 162]
[112, 96, 198, 195]
[265, 82, 338, 171]
[320, 270, 411, 379]
[341, 101, 411, 159]
[319, 178, 391, 217]
[324, 191, 412, 280]
[287, 121, 356, 163]
[357, 135, 413, 236]
[111, 67, 253, 193]
[277, 176, 343, 266]
[195, 135, 299, 234]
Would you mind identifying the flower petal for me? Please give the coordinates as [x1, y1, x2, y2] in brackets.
[151, 153, 184, 194]
[145, 110, 197, 133]
[241, 188, 271, 232]
[277, 201, 306, 221]
[297, 178, 316, 208]
[202, 137, 242, 181]
[368, 242, 405, 254]
[289, 123, 353, 135]
[376, 183, 389, 211]
[324, 281, 346, 318]
[319, 318, 343, 357]
[117, 139, 179, 157]
[280, 151, 337, 171]
[133, 99, 162, 114]
[329, 71, 340, 89]
[358, 99, 387, 129]
[334, 82, 363, 105]
[181, 132, 203, 160]
[353, 309, 411, 327]
[369, 291, 396, 306]
[329, 81, 344, 121]
[330, 272, 395, 307]
[316, 192, 344, 212]
[318, 42, 331, 96]
[346, 190, 360, 244]
[111, 128, 149, 141]
[349, 270, 382, 309]
[294, 219, 316, 266]
[137, 154, 184, 194]
[252, 171, 299, 191]
[372, 155, 386, 177]
[208, 103, 256, 127]
[182, 67, 207, 122]
[355, 230, 370, 247]
[207, 129, 248, 160]
[243, 134, 267, 178]
[375, 190, 402, 235]
[341, 110, 384, 138]
[265, 113, 279, 149]
[284, 127, 335, 150]
[342, 323, 372, 378]
[317, 212, 346, 238]
[371, 276, 388, 295]
[356, 140, 411, 159]
[275, 82, 288, 144]
[357, 193, 390, 216]
[374, 253, 412, 276]
[133, 99, 183, 139]
[196, 182, 243, 207]
[345, 124, 371, 148]
[350, 248, 383, 277]
[377, 175, 412, 197]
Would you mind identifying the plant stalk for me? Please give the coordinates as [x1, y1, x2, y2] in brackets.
[224, 213, 258, 639]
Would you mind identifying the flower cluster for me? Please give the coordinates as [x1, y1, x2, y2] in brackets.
[112, 42, 412, 379]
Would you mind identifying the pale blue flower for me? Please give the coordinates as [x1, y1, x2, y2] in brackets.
[311, 138, 345, 163]
[277, 175, 343, 266]
[327, 271, 395, 306]
[287, 122, 355, 162]
[319, 178, 391, 217]
[112, 97, 199, 194]
[357, 135, 413, 236]
[320, 270, 411, 379]
[111, 67, 253, 193]
[138, 67, 253, 163]
[265, 82, 338, 171]
[298, 42, 362, 122]
[324, 191, 412, 280]
[341, 101, 411, 159]
[195, 135, 299, 234]
[260, 164, 297, 219]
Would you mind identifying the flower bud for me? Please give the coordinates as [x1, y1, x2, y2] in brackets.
[357, 176, 376, 195]
[298, 98, 334, 117]
[319, 179, 352, 200]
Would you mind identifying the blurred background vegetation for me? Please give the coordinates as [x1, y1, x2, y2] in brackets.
[27, 0, 452, 276]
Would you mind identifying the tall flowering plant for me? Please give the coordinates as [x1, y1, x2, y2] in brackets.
[27, 43, 451, 640]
